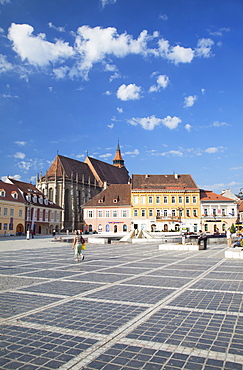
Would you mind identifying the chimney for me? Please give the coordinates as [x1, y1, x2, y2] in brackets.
[174, 173, 178, 179]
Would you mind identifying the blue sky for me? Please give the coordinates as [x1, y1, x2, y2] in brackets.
[0, 0, 243, 194]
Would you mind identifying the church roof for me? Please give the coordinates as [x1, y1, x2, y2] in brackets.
[83, 184, 131, 207]
[85, 156, 129, 187]
[44, 155, 96, 183]
[132, 174, 198, 190]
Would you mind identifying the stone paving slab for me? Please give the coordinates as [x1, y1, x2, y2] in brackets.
[0, 237, 243, 369]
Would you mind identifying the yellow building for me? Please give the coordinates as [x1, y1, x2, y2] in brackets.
[131, 174, 201, 233]
[0, 181, 25, 235]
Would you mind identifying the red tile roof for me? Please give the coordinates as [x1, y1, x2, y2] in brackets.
[132, 174, 198, 190]
[83, 184, 131, 207]
[200, 190, 234, 202]
[0, 180, 25, 203]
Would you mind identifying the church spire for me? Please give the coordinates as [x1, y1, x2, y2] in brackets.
[113, 140, 124, 168]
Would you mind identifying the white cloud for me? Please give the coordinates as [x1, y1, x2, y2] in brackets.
[53, 66, 70, 79]
[124, 149, 139, 156]
[0, 54, 13, 73]
[213, 121, 229, 127]
[117, 83, 142, 101]
[0, 0, 10, 4]
[1, 174, 21, 181]
[149, 74, 169, 92]
[99, 153, 112, 159]
[185, 124, 192, 132]
[184, 95, 197, 108]
[196, 38, 214, 58]
[117, 107, 123, 113]
[104, 90, 112, 95]
[100, 0, 116, 8]
[17, 161, 32, 171]
[15, 141, 26, 146]
[158, 39, 194, 64]
[201, 88, 206, 95]
[8, 23, 74, 67]
[14, 152, 26, 159]
[205, 146, 226, 154]
[159, 14, 168, 21]
[128, 115, 181, 131]
[48, 22, 65, 33]
[107, 123, 114, 129]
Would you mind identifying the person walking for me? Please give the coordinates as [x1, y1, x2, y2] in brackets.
[226, 228, 232, 248]
[72, 230, 85, 262]
[198, 230, 207, 249]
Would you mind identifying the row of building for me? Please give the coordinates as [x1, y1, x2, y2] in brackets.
[1, 144, 242, 235]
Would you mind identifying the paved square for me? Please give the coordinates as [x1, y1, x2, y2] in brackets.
[0, 237, 243, 369]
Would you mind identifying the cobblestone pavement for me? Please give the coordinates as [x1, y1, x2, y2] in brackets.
[0, 237, 243, 369]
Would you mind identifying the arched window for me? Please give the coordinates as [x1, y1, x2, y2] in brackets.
[106, 224, 110, 232]
[123, 224, 127, 232]
[49, 188, 53, 201]
[114, 225, 117, 233]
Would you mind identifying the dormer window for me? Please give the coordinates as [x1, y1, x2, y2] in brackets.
[98, 199, 103, 203]
[113, 199, 118, 203]
[11, 191, 18, 199]
[44, 198, 48, 205]
[26, 194, 31, 202]
[39, 196, 43, 204]
[33, 195, 37, 203]
[0, 189, 6, 197]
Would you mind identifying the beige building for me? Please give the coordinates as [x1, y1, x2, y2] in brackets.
[0, 180, 25, 235]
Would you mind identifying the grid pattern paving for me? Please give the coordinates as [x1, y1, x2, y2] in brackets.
[0, 237, 243, 369]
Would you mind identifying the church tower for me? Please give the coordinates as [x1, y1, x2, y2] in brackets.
[113, 141, 125, 168]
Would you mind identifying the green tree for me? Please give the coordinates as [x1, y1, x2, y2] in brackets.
[230, 224, 236, 234]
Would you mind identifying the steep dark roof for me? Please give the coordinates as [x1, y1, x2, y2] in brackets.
[85, 156, 130, 186]
[8, 178, 43, 195]
[0, 180, 25, 203]
[44, 155, 95, 183]
[83, 184, 131, 207]
[132, 174, 198, 190]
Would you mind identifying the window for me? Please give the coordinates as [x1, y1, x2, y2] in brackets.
[186, 196, 190, 204]
[0, 207, 1, 215]
[213, 209, 216, 216]
[141, 196, 146, 204]
[10, 209, 14, 217]
[222, 208, 225, 216]
[0, 189, 6, 197]
[4, 207, 8, 216]
[193, 224, 198, 232]
[148, 196, 153, 204]
[193, 196, 197, 203]
[149, 209, 153, 217]
[39, 209, 42, 221]
[113, 210, 117, 217]
[133, 196, 138, 204]
[164, 209, 168, 217]
[123, 224, 127, 232]
[105, 210, 110, 217]
[193, 209, 197, 217]
[141, 209, 146, 217]
[231, 209, 235, 216]
[163, 196, 168, 204]
[178, 196, 183, 203]
[156, 196, 160, 204]
[179, 209, 183, 217]
[186, 209, 190, 217]
[134, 209, 138, 217]
[172, 209, 176, 217]
[11, 192, 18, 199]
[98, 210, 102, 217]
[156, 209, 160, 217]
[171, 196, 176, 204]
[0, 223, 1, 230]
[88, 210, 93, 218]
[204, 209, 208, 216]
[4, 223, 7, 230]
[205, 224, 208, 232]
[122, 210, 127, 217]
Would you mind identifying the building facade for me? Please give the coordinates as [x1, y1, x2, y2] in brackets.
[200, 190, 238, 233]
[82, 184, 132, 233]
[0, 180, 25, 236]
[6, 178, 62, 235]
[36, 146, 130, 231]
[131, 174, 201, 233]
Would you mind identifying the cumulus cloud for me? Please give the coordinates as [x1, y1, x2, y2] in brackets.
[117, 107, 123, 113]
[117, 83, 142, 101]
[99, 153, 112, 159]
[128, 115, 181, 130]
[15, 141, 26, 146]
[6, 23, 215, 78]
[213, 121, 229, 127]
[149, 74, 169, 92]
[14, 152, 26, 159]
[53, 66, 70, 79]
[100, 0, 116, 7]
[185, 124, 192, 132]
[184, 95, 197, 108]
[205, 146, 225, 154]
[124, 149, 139, 156]
[17, 161, 32, 171]
[196, 38, 214, 58]
[8, 23, 74, 67]
[0, 54, 13, 73]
